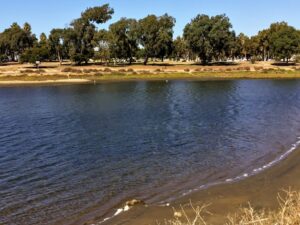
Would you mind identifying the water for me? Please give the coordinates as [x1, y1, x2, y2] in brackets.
[1, 80, 300, 225]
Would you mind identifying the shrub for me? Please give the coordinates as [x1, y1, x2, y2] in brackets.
[184, 68, 190, 72]
[254, 66, 264, 71]
[250, 57, 257, 64]
[61, 67, 82, 73]
[127, 68, 134, 72]
[103, 68, 112, 72]
[164, 189, 300, 225]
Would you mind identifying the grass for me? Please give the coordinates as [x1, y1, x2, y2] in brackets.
[163, 189, 300, 225]
[1, 70, 300, 84]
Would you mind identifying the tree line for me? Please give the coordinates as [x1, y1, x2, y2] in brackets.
[0, 4, 300, 66]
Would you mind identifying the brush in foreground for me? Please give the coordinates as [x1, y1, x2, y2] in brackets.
[163, 189, 300, 225]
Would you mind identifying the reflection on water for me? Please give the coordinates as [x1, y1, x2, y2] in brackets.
[1, 80, 300, 224]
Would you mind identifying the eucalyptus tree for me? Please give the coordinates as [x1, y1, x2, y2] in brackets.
[268, 22, 300, 62]
[93, 29, 111, 63]
[20, 32, 50, 66]
[172, 36, 188, 61]
[48, 29, 68, 64]
[138, 14, 175, 64]
[67, 4, 114, 65]
[183, 14, 235, 64]
[108, 18, 138, 64]
[0, 22, 36, 61]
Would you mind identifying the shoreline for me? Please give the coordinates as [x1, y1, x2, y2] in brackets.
[1, 71, 300, 87]
[73, 139, 300, 225]
[1, 61, 300, 86]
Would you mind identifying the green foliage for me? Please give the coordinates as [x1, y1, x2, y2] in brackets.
[19, 33, 50, 65]
[138, 14, 175, 64]
[108, 18, 138, 64]
[49, 28, 68, 63]
[0, 5, 300, 66]
[0, 54, 8, 63]
[66, 4, 114, 65]
[183, 14, 235, 64]
[81, 4, 114, 24]
[233, 33, 250, 59]
[93, 29, 111, 63]
[20, 46, 50, 65]
[0, 22, 36, 61]
[268, 22, 300, 62]
[172, 36, 188, 61]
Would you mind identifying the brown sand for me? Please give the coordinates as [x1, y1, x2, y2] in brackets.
[0, 61, 300, 87]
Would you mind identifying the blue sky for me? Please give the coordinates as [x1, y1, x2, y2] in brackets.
[0, 0, 299, 38]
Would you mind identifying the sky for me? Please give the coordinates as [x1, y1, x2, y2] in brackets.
[0, 0, 300, 38]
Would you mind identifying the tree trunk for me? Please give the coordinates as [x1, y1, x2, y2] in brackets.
[144, 56, 149, 65]
[58, 52, 62, 66]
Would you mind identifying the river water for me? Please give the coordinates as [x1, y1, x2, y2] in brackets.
[1, 80, 300, 224]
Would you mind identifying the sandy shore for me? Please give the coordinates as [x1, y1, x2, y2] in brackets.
[69, 144, 300, 225]
[0, 79, 91, 86]
[1, 61, 300, 86]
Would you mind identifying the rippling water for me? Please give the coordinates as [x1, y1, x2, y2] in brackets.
[1, 80, 300, 225]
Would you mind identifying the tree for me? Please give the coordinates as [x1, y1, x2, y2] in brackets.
[268, 22, 300, 63]
[233, 33, 250, 60]
[93, 29, 111, 63]
[49, 29, 69, 64]
[20, 33, 50, 66]
[0, 22, 36, 61]
[108, 18, 138, 64]
[256, 29, 271, 61]
[183, 14, 234, 64]
[138, 14, 175, 65]
[67, 4, 114, 65]
[172, 36, 188, 61]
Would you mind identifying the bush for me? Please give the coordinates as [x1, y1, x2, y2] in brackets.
[250, 57, 257, 64]
[254, 66, 264, 71]
[0, 54, 8, 63]
[103, 68, 112, 72]
[294, 55, 300, 63]
[61, 67, 82, 73]
[184, 68, 190, 72]
[95, 72, 103, 76]
[164, 189, 300, 225]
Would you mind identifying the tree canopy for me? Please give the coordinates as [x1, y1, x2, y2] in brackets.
[183, 14, 235, 64]
[0, 5, 300, 66]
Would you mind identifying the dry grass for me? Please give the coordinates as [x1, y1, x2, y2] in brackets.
[164, 189, 300, 225]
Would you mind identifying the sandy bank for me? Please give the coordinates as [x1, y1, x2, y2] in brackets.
[1, 61, 300, 87]
[0, 79, 91, 86]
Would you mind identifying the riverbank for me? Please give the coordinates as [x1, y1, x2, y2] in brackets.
[1, 61, 300, 86]
[84, 144, 300, 225]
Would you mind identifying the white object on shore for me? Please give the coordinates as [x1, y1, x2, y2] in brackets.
[114, 208, 124, 216]
[124, 205, 131, 211]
